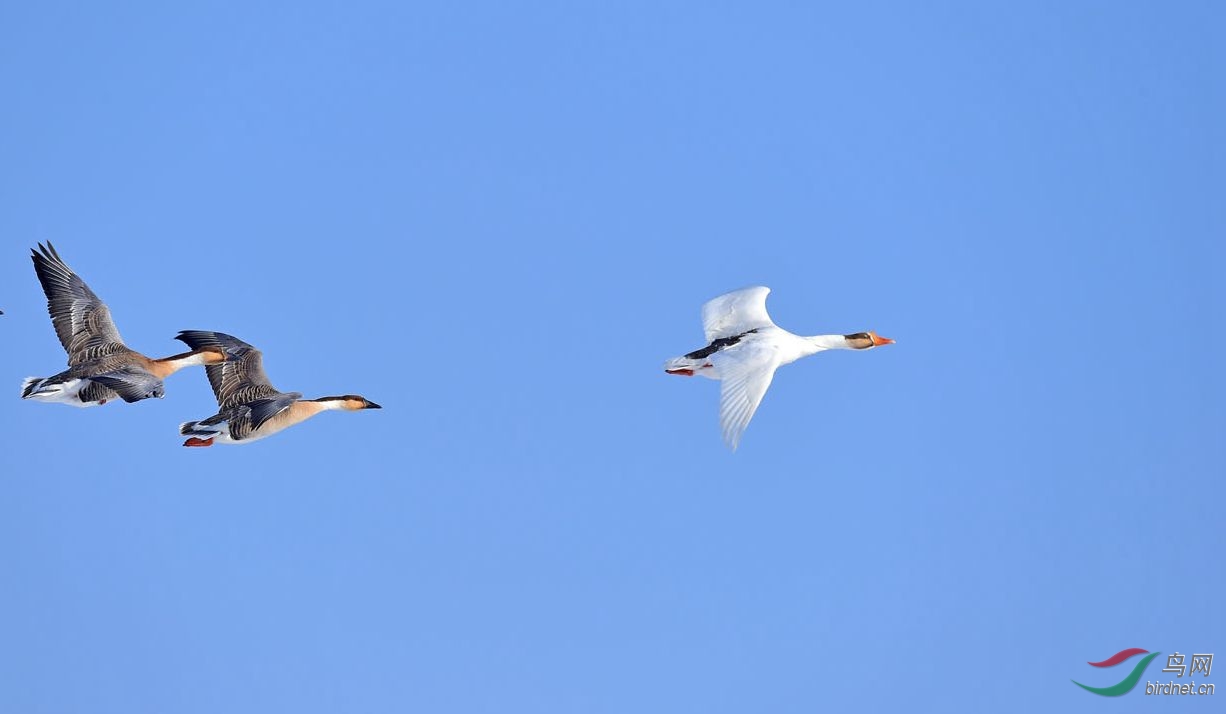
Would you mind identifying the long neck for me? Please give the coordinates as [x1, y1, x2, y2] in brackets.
[266, 400, 335, 431]
[804, 334, 851, 352]
[288, 400, 333, 422]
[147, 349, 218, 378]
[310, 398, 351, 412]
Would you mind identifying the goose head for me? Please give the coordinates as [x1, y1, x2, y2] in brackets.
[843, 331, 895, 350]
[313, 395, 383, 411]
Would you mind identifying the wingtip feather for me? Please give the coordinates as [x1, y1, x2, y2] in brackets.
[20, 377, 41, 399]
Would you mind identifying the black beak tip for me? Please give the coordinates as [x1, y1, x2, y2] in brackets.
[365, 401, 382, 409]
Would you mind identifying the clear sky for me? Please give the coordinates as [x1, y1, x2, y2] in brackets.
[1, 2, 1221, 712]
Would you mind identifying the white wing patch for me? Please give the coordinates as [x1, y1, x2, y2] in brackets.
[713, 343, 781, 451]
[701, 286, 776, 342]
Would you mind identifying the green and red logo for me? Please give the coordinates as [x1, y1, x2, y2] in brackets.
[1072, 648, 1160, 696]
[1074, 648, 1215, 696]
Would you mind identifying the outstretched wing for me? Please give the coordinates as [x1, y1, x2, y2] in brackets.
[175, 330, 281, 407]
[701, 286, 777, 343]
[712, 342, 781, 451]
[31, 242, 127, 365]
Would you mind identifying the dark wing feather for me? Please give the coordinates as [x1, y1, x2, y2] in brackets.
[220, 393, 300, 440]
[78, 380, 119, 404]
[219, 404, 253, 440]
[247, 394, 301, 432]
[90, 367, 165, 403]
[31, 242, 127, 365]
[175, 330, 281, 408]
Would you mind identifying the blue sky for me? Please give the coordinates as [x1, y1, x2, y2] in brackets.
[1, 2, 1222, 712]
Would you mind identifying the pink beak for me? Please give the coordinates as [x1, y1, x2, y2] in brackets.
[869, 331, 895, 346]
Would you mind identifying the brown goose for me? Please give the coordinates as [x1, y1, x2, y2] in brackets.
[21, 243, 227, 407]
[175, 330, 380, 446]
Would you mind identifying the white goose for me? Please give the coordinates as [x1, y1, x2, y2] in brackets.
[664, 286, 893, 450]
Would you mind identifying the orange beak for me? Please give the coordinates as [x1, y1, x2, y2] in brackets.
[869, 331, 895, 346]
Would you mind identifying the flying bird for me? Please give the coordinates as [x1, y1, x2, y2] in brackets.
[21, 243, 227, 406]
[665, 286, 894, 450]
[175, 330, 381, 446]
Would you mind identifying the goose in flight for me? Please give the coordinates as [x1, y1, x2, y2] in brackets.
[175, 330, 381, 446]
[665, 286, 893, 450]
[21, 243, 227, 406]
